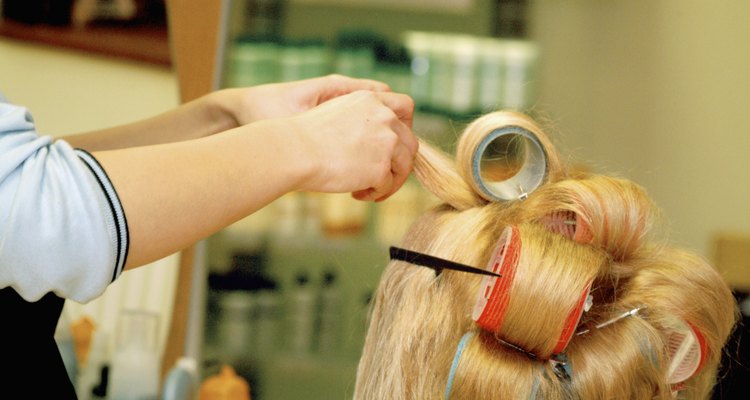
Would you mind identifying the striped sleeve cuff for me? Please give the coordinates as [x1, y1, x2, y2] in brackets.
[75, 149, 129, 282]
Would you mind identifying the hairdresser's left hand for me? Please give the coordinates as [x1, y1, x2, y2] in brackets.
[216, 74, 398, 127]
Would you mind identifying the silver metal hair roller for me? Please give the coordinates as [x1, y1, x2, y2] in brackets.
[470, 126, 548, 202]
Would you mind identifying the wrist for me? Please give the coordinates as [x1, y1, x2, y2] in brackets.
[249, 117, 320, 192]
[283, 117, 321, 192]
[206, 88, 245, 131]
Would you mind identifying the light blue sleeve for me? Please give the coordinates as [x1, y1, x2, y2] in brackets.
[0, 94, 128, 303]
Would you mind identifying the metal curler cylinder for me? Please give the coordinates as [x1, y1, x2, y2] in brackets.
[453, 112, 563, 205]
[467, 125, 548, 202]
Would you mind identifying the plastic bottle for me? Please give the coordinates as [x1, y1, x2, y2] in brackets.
[333, 29, 378, 78]
[272, 192, 302, 239]
[252, 281, 281, 361]
[71, 315, 96, 369]
[502, 40, 539, 110]
[216, 290, 256, 360]
[478, 37, 507, 112]
[107, 310, 160, 400]
[349, 291, 374, 355]
[162, 357, 199, 400]
[228, 36, 279, 88]
[198, 365, 251, 400]
[316, 270, 342, 355]
[320, 193, 368, 237]
[76, 330, 109, 400]
[403, 30, 434, 107]
[448, 35, 480, 115]
[287, 271, 316, 356]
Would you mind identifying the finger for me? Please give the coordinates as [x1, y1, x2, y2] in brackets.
[391, 118, 419, 161]
[352, 188, 373, 201]
[361, 166, 395, 202]
[375, 92, 415, 128]
[317, 75, 391, 103]
[380, 111, 419, 164]
[342, 77, 391, 92]
[374, 142, 414, 202]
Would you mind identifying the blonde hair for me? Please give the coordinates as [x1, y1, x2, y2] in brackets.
[354, 111, 737, 400]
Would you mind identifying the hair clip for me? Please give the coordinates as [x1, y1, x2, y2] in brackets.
[389, 247, 501, 278]
[549, 353, 572, 382]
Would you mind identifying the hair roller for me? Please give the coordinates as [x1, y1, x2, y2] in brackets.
[540, 210, 594, 244]
[565, 312, 671, 399]
[471, 224, 605, 359]
[454, 111, 565, 203]
[617, 248, 737, 397]
[664, 318, 708, 385]
[521, 175, 658, 261]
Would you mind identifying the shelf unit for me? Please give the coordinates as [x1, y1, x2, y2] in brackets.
[0, 11, 170, 66]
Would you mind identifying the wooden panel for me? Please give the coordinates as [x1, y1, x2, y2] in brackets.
[166, 0, 224, 102]
[713, 232, 750, 292]
[0, 19, 170, 66]
[162, 0, 224, 380]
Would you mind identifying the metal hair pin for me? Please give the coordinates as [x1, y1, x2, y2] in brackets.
[576, 306, 646, 336]
[497, 337, 539, 360]
[517, 184, 529, 200]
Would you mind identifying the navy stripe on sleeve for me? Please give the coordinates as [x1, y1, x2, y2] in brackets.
[74, 149, 130, 282]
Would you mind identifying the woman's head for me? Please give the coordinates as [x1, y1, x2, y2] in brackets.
[354, 111, 737, 399]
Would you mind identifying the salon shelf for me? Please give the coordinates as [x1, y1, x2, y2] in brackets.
[0, 19, 171, 66]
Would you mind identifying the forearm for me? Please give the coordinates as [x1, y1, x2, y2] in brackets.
[74, 87, 415, 270]
[63, 91, 238, 151]
[93, 118, 312, 269]
[61, 75, 393, 151]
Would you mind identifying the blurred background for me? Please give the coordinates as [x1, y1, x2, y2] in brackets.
[1, 0, 748, 399]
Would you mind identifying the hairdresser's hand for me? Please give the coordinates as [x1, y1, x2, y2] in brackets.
[288, 89, 417, 201]
[217, 74, 394, 126]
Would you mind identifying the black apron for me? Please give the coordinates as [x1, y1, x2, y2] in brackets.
[0, 287, 78, 399]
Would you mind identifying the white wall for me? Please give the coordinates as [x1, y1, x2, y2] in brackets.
[0, 37, 181, 359]
[529, 0, 750, 258]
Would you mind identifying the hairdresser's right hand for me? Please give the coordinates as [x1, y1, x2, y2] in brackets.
[287, 89, 418, 202]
